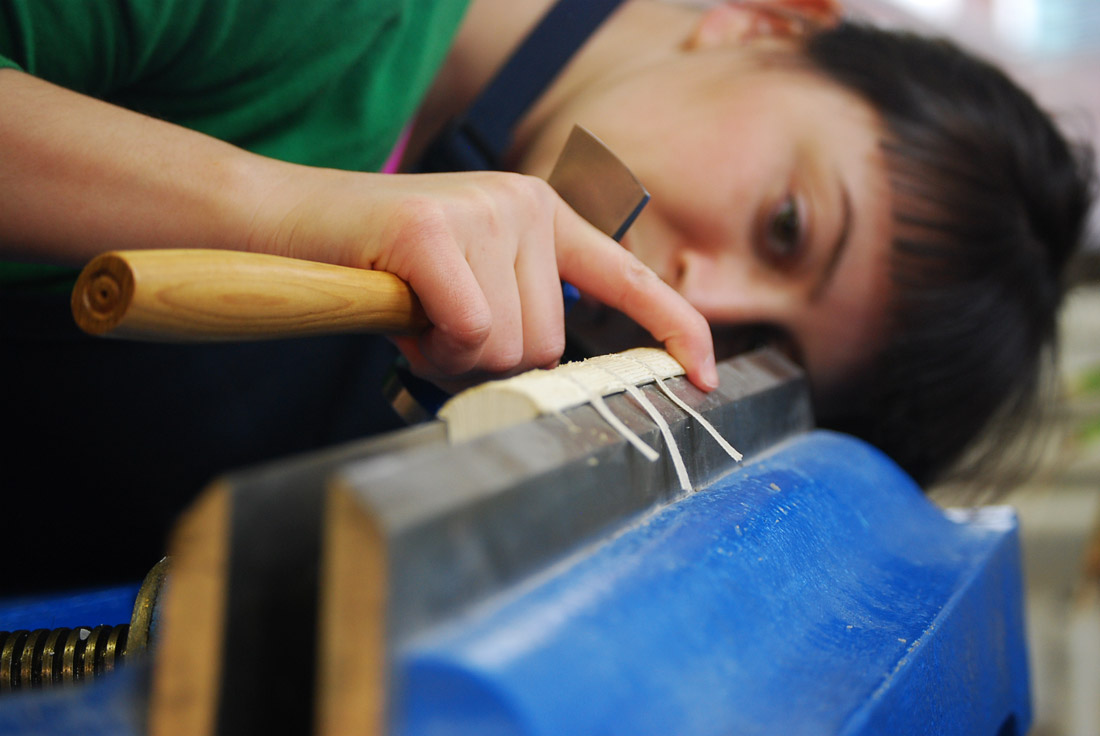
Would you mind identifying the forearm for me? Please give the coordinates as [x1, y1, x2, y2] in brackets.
[0, 68, 717, 388]
[0, 69, 283, 266]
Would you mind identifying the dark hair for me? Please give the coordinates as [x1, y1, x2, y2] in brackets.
[803, 22, 1096, 487]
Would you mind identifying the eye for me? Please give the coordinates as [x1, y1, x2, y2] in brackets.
[764, 195, 805, 263]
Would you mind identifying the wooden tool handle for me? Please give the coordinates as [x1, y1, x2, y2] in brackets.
[71, 249, 428, 341]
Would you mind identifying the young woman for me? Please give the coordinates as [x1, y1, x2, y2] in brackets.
[0, 0, 1092, 590]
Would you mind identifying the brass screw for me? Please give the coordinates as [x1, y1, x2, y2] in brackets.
[0, 556, 168, 693]
[0, 624, 130, 691]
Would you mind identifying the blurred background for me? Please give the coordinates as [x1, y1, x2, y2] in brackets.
[846, 1, 1100, 733]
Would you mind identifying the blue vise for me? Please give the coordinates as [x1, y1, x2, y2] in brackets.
[395, 431, 1029, 736]
[0, 350, 1030, 735]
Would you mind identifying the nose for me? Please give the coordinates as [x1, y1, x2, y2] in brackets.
[674, 249, 738, 316]
[673, 248, 785, 325]
[670, 249, 708, 297]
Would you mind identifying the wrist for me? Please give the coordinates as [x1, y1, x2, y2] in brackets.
[216, 151, 303, 258]
[238, 162, 393, 269]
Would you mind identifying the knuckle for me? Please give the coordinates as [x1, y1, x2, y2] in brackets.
[620, 255, 660, 296]
[527, 332, 565, 370]
[480, 343, 525, 375]
[497, 172, 555, 213]
[442, 312, 493, 350]
[468, 173, 558, 253]
[520, 172, 555, 198]
[465, 175, 527, 243]
[383, 198, 452, 261]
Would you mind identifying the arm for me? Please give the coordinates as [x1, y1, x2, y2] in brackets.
[0, 69, 717, 389]
[0, 69, 274, 265]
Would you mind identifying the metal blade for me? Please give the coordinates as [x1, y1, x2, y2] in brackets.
[547, 125, 650, 241]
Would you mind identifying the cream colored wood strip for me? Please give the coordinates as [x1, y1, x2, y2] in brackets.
[592, 362, 692, 492]
[438, 347, 686, 443]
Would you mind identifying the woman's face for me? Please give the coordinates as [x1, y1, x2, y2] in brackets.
[520, 39, 894, 400]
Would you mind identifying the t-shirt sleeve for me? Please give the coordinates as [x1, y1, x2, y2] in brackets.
[0, 2, 32, 72]
[0, 0, 469, 290]
[0, 0, 467, 163]
[0, 0, 218, 97]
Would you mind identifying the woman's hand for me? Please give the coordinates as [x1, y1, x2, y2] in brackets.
[250, 167, 719, 392]
[0, 69, 716, 392]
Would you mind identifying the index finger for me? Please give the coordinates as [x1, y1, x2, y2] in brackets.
[554, 208, 719, 391]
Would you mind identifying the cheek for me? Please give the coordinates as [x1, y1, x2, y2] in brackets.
[802, 275, 889, 391]
[800, 325, 868, 396]
[638, 127, 784, 243]
[619, 209, 681, 285]
[637, 161, 733, 249]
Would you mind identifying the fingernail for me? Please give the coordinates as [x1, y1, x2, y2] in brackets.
[701, 354, 719, 391]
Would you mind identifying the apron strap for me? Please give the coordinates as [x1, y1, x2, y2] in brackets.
[416, 0, 627, 172]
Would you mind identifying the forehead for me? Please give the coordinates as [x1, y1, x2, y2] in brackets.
[662, 54, 888, 184]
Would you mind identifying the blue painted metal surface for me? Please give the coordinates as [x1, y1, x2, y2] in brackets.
[0, 664, 147, 736]
[0, 585, 142, 735]
[0, 585, 138, 633]
[393, 431, 1030, 736]
[0, 431, 1030, 735]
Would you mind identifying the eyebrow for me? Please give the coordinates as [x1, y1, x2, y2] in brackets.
[810, 178, 853, 302]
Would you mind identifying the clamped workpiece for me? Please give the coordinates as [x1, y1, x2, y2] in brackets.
[0, 349, 1031, 735]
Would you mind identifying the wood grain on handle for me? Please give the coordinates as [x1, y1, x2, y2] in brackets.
[71, 249, 428, 341]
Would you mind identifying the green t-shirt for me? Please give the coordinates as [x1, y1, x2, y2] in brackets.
[0, 0, 469, 288]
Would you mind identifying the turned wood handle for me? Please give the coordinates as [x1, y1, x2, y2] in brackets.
[71, 249, 428, 341]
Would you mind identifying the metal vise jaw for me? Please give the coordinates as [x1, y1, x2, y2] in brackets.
[147, 347, 811, 735]
[143, 347, 1031, 736]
